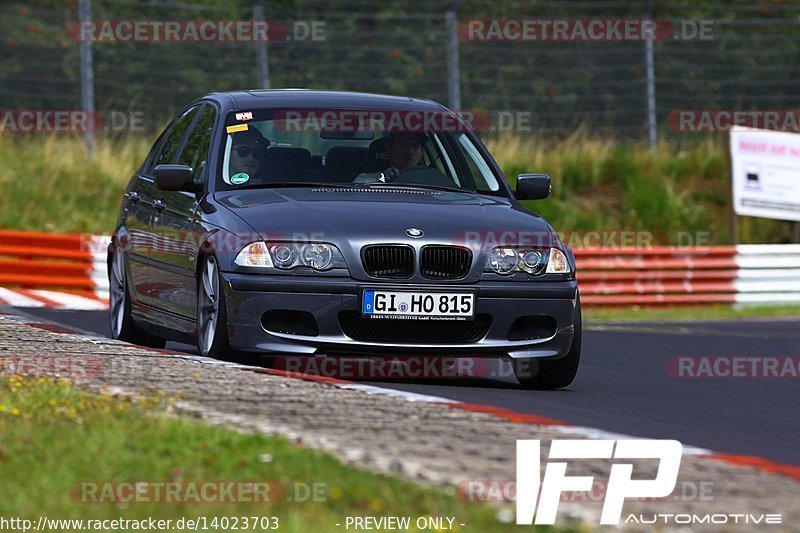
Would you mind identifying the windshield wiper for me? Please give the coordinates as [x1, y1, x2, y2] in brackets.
[366, 183, 475, 194]
[231, 182, 356, 190]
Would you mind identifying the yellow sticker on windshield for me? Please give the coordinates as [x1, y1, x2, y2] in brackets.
[226, 124, 249, 134]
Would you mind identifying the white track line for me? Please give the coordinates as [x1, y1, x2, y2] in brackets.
[0, 288, 45, 308]
[556, 426, 712, 455]
[29, 290, 108, 311]
[337, 383, 460, 403]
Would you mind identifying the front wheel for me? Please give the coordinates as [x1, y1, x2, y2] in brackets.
[514, 293, 582, 390]
[197, 255, 234, 359]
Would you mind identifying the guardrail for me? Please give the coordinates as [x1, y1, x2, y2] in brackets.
[577, 245, 800, 306]
[0, 230, 109, 305]
[0, 230, 799, 308]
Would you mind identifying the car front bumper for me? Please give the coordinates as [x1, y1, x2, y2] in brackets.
[221, 273, 579, 359]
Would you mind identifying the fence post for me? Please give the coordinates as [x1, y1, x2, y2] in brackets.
[78, 0, 95, 154]
[446, 1, 461, 111]
[645, 0, 657, 150]
[253, 0, 271, 89]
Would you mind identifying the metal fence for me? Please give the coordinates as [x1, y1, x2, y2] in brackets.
[3, 0, 800, 143]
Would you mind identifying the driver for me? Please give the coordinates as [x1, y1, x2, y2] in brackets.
[354, 132, 427, 184]
[229, 128, 270, 180]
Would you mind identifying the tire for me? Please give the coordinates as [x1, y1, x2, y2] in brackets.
[196, 255, 235, 360]
[514, 293, 582, 390]
[108, 248, 166, 349]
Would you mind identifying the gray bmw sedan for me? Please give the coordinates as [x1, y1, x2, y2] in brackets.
[109, 90, 581, 389]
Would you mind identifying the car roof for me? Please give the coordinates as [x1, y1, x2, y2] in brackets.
[200, 89, 449, 113]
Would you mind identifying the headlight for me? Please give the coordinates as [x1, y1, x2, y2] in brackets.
[521, 250, 549, 274]
[235, 241, 346, 271]
[485, 247, 571, 276]
[301, 243, 333, 270]
[271, 244, 298, 269]
[488, 247, 518, 274]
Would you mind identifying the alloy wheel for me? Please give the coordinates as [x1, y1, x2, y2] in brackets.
[198, 256, 220, 355]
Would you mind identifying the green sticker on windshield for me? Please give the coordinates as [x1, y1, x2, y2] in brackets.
[231, 172, 250, 185]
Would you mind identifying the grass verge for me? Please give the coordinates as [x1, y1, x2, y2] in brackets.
[0, 375, 541, 532]
[0, 136, 148, 234]
[1, 132, 796, 244]
[484, 133, 794, 245]
[584, 303, 800, 323]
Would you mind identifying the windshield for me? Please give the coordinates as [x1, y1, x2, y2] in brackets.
[218, 108, 503, 194]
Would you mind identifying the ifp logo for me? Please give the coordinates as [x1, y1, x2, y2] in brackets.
[516, 439, 682, 525]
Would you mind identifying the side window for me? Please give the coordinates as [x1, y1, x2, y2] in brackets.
[142, 125, 171, 175]
[154, 106, 199, 167]
[178, 105, 216, 183]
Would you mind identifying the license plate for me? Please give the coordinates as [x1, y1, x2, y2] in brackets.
[362, 290, 474, 320]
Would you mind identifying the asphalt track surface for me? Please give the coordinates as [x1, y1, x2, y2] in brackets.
[8, 307, 800, 466]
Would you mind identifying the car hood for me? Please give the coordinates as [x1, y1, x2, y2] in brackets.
[215, 187, 558, 249]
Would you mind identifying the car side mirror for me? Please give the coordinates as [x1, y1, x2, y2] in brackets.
[515, 173, 551, 200]
[154, 164, 195, 192]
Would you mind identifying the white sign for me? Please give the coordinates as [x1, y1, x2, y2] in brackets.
[730, 126, 800, 221]
[516, 439, 682, 525]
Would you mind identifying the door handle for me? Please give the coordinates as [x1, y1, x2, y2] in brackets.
[153, 199, 166, 211]
[127, 191, 141, 203]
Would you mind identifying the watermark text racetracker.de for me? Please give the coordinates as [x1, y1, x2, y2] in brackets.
[460, 478, 714, 503]
[0, 110, 145, 133]
[459, 18, 714, 42]
[91, 230, 716, 257]
[668, 356, 800, 378]
[0, 355, 104, 380]
[70, 19, 326, 43]
[271, 354, 521, 381]
[453, 230, 712, 251]
[274, 108, 544, 134]
[669, 110, 800, 133]
[74, 480, 327, 504]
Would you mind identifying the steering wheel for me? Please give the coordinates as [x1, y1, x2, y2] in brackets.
[396, 166, 459, 188]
